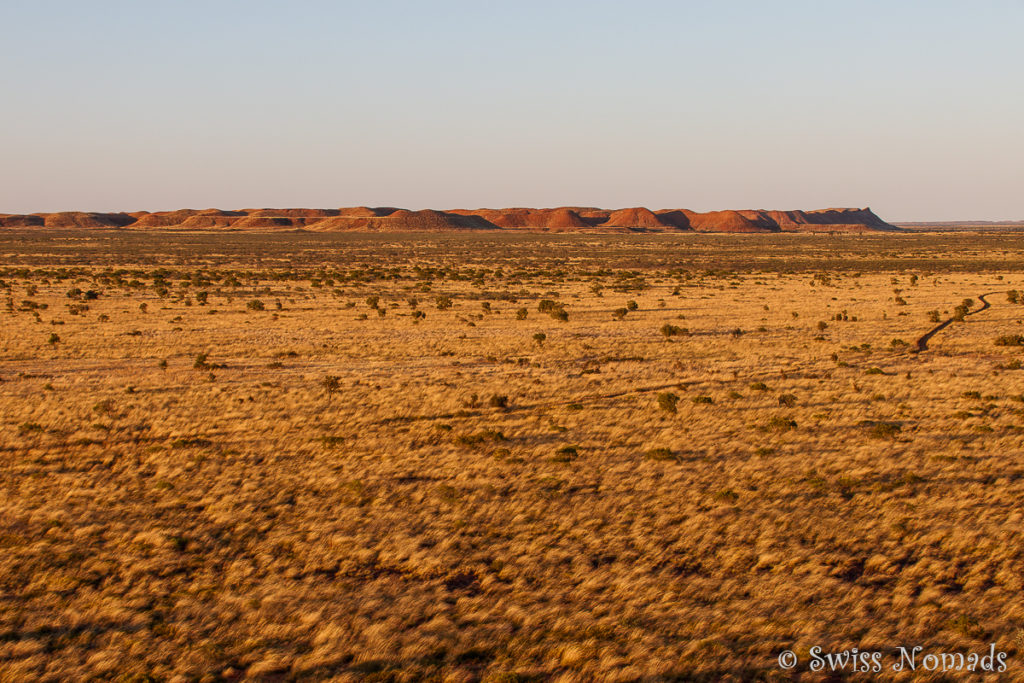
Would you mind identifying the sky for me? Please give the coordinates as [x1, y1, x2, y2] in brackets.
[1, 0, 1022, 221]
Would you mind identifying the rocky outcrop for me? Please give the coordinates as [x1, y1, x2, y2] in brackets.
[0, 206, 899, 232]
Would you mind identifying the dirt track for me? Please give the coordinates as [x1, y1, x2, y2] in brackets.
[914, 291, 999, 352]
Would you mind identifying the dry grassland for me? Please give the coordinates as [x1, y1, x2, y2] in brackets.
[2, 231, 1024, 681]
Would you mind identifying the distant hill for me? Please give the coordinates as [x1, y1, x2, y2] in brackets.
[895, 221, 1024, 232]
[0, 206, 902, 233]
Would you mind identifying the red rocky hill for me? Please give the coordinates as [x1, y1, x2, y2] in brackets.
[0, 206, 900, 232]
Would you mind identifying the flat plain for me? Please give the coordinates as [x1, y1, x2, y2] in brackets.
[2, 230, 1024, 681]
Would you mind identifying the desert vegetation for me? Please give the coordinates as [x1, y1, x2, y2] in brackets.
[1, 230, 1024, 680]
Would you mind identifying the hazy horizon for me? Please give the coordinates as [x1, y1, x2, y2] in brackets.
[2, 1, 1022, 222]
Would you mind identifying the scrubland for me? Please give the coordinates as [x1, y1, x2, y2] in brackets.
[2, 231, 1024, 681]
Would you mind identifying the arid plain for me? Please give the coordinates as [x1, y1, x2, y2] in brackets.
[2, 230, 1024, 681]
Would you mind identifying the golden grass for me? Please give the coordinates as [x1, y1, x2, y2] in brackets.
[1, 231, 1024, 680]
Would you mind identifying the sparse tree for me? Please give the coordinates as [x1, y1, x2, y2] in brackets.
[321, 375, 341, 402]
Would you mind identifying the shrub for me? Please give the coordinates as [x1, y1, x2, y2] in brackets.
[612, 307, 628, 320]
[321, 375, 341, 400]
[365, 295, 380, 309]
[657, 392, 679, 414]
[626, 300, 638, 311]
[170, 437, 213, 449]
[644, 447, 676, 461]
[538, 299, 568, 321]
[777, 394, 797, 407]
[247, 299, 265, 311]
[193, 353, 210, 369]
[488, 394, 509, 409]
[538, 299, 559, 313]
[18, 422, 44, 435]
[953, 299, 972, 321]
[713, 489, 739, 503]
[660, 323, 687, 338]
[93, 399, 115, 415]
[692, 395, 714, 405]
[47, 333, 60, 345]
[927, 310, 941, 323]
[995, 334, 1024, 346]
[551, 445, 578, 463]
[533, 332, 546, 346]
[764, 416, 797, 432]
[454, 430, 506, 447]
[866, 421, 901, 439]
[749, 381, 769, 391]
[436, 295, 453, 310]
[515, 308, 528, 320]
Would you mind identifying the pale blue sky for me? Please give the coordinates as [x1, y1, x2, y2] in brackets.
[1, 0, 1022, 220]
